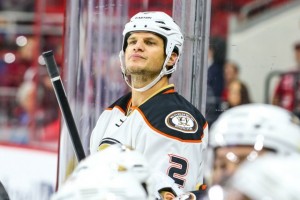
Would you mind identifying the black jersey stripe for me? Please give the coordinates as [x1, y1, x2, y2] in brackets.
[99, 137, 122, 146]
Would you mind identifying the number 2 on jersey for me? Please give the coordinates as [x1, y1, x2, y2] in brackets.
[167, 154, 188, 187]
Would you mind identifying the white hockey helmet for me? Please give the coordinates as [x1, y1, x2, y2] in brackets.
[119, 11, 184, 92]
[51, 144, 153, 200]
[209, 103, 300, 154]
[225, 153, 300, 200]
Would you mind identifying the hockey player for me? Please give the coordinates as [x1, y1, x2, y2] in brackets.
[207, 103, 300, 186]
[90, 11, 208, 195]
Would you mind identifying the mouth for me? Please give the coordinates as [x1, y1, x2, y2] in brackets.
[129, 54, 145, 60]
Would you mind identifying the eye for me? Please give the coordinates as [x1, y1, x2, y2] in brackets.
[128, 40, 136, 45]
[145, 40, 155, 45]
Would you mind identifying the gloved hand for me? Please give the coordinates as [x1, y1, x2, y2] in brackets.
[148, 171, 184, 199]
[173, 193, 196, 200]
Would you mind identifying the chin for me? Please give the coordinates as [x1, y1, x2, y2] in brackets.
[126, 66, 144, 73]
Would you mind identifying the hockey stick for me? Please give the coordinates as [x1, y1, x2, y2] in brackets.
[0, 181, 10, 200]
[42, 50, 86, 161]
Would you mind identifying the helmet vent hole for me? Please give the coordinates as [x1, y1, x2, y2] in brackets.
[156, 21, 165, 24]
[160, 27, 171, 31]
[133, 25, 136, 27]
[254, 124, 261, 129]
[144, 25, 147, 27]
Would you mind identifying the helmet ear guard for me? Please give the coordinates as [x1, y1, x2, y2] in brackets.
[119, 11, 184, 92]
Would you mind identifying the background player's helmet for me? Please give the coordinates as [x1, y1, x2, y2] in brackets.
[51, 144, 152, 200]
[224, 154, 300, 200]
[209, 103, 300, 154]
[119, 11, 184, 92]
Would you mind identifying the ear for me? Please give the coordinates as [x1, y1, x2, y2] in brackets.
[166, 52, 178, 67]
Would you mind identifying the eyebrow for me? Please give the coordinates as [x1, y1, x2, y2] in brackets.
[127, 35, 159, 41]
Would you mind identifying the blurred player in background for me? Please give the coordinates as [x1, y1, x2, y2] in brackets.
[207, 103, 300, 187]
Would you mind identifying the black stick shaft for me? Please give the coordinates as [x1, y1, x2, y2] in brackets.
[42, 50, 86, 161]
[0, 181, 10, 200]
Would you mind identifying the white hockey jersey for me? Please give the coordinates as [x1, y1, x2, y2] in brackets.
[90, 84, 208, 191]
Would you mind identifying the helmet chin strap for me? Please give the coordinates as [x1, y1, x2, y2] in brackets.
[119, 51, 173, 92]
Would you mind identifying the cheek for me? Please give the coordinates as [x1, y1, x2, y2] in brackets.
[154, 56, 164, 66]
[124, 50, 130, 61]
[152, 50, 165, 66]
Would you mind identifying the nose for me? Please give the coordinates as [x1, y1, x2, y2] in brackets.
[133, 40, 144, 52]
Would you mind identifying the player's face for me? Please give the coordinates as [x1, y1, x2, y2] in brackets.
[212, 146, 268, 185]
[124, 32, 165, 84]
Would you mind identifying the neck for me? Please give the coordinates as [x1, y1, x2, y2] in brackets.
[131, 76, 169, 107]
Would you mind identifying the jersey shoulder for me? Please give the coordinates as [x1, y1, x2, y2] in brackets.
[107, 92, 132, 113]
[139, 90, 207, 142]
